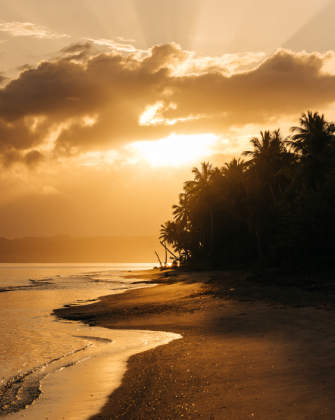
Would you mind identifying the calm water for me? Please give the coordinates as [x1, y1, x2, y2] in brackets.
[0, 263, 181, 419]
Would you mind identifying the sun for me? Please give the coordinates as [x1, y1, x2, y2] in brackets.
[129, 133, 219, 167]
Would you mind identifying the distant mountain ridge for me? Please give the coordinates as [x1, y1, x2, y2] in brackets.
[0, 236, 160, 263]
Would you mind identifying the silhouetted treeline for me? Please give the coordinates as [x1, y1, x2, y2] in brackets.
[160, 112, 335, 270]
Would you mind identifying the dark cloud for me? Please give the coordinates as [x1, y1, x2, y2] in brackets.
[141, 43, 188, 72]
[60, 41, 96, 61]
[0, 146, 44, 168]
[24, 150, 44, 167]
[0, 74, 7, 86]
[0, 43, 335, 165]
[165, 49, 335, 127]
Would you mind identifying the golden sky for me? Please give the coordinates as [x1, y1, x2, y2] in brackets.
[0, 0, 334, 237]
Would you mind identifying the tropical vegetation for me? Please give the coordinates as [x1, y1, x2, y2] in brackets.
[160, 112, 335, 270]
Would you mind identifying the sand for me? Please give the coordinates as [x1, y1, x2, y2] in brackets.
[55, 269, 335, 419]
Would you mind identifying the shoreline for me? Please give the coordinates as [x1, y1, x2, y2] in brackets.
[56, 269, 335, 419]
[0, 266, 175, 420]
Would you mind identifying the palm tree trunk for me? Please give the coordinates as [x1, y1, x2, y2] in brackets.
[160, 241, 178, 261]
[268, 183, 276, 206]
[209, 209, 215, 256]
[154, 250, 163, 268]
[255, 230, 264, 263]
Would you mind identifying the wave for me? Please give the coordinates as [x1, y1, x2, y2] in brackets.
[0, 344, 93, 415]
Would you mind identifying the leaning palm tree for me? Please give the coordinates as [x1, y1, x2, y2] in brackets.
[160, 221, 177, 246]
[160, 221, 191, 263]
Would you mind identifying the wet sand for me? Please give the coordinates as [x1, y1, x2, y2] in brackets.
[56, 269, 335, 419]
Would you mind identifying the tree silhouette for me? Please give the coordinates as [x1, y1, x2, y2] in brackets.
[160, 111, 335, 271]
[288, 111, 335, 189]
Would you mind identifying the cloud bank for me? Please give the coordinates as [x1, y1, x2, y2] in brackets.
[0, 42, 335, 166]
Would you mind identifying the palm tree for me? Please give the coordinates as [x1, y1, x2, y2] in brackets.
[243, 129, 289, 203]
[243, 130, 271, 160]
[185, 162, 217, 257]
[221, 158, 246, 179]
[242, 130, 290, 262]
[184, 162, 214, 194]
[288, 111, 335, 189]
[289, 111, 335, 156]
[243, 130, 286, 167]
[172, 193, 190, 225]
[160, 221, 175, 245]
[160, 221, 191, 263]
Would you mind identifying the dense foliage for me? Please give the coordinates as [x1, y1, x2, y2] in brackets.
[160, 112, 335, 270]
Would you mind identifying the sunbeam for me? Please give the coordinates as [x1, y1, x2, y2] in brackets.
[131, 0, 201, 49]
[283, 0, 335, 51]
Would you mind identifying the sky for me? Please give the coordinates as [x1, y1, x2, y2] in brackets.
[0, 0, 335, 238]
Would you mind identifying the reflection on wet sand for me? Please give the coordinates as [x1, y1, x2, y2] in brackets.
[0, 264, 181, 419]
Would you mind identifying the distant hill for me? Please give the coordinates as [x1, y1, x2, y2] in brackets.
[0, 236, 160, 263]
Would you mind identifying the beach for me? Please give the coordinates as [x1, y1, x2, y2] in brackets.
[56, 269, 335, 419]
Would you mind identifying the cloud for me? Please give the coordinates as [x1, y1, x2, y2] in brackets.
[59, 42, 96, 62]
[0, 42, 335, 166]
[176, 51, 266, 76]
[0, 21, 69, 40]
[24, 150, 44, 167]
[164, 49, 335, 127]
[0, 148, 44, 168]
[86, 38, 139, 54]
[0, 74, 7, 86]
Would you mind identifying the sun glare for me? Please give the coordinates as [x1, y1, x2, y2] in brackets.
[129, 133, 219, 167]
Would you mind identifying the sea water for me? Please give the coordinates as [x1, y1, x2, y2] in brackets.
[0, 263, 181, 419]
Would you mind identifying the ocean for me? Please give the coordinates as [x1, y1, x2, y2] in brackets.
[0, 263, 180, 419]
